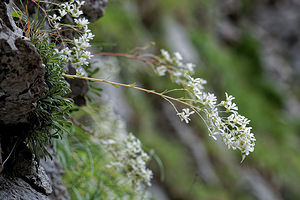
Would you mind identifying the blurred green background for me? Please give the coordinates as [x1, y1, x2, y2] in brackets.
[59, 0, 300, 199]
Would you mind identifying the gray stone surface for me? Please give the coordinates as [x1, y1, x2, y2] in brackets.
[0, 175, 49, 200]
[82, 0, 108, 22]
[65, 63, 89, 106]
[0, 1, 47, 125]
[40, 146, 70, 200]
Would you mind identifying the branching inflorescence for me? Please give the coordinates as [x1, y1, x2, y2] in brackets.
[21, 0, 255, 194]
[155, 49, 256, 161]
[46, 0, 94, 70]
[88, 49, 256, 161]
[105, 133, 153, 187]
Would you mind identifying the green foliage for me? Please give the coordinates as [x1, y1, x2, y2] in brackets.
[56, 105, 147, 200]
[28, 40, 73, 162]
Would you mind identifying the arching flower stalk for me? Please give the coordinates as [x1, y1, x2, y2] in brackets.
[155, 49, 256, 161]
[67, 49, 256, 161]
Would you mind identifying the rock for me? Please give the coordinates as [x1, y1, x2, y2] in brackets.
[82, 0, 108, 22]
[0, 175, 49, 200]
[0, 1, 47, 125]
[65, 63, 89, 106]
[40, 146, 70, 200]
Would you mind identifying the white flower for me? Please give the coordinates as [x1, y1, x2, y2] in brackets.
[60, 3, 67, 9]
[173, 71, 182, 77]
[171, 52, 184, 67]
[75, 18, 89, 29]
[50, 14, 61, 22]
[208, 131, 218, 140]
[187, 75, 207, 91]
[71, 8, 83, 18]
[226, 102, 238, 112]
[52, 21, 61, 30]
[177, 108, 195, 123]
[225, 92, 235, 102]
[59, 9, 67, 17]
[61, 47, 71, 56]
[54, 3, 94, 70]
[196, 92, 217, 107]
[174, 52, 183, 61]
[120, 133, 152, 186]
[221, 92, 238, 112]
[175, 61, 184, 68]
[222, 132, 234, 148]
[76, 0, 85, 7]
[157, 66, 167, 76]
[74, 37, 91, 49]
[66, 4, 74, 13]
[82, 32, 94, 41]
[184, 63, 196, 73]
[101, 139, 117, 145]
[160, 49, 171, 62]
[81, 50, 92, 59]
[83, 25, 91, 33]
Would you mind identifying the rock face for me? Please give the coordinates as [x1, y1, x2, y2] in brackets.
[40, 146, 70, 200]
[0, 1, 47, 125]
[0, 0, 106, 199]
[0, 176, 49, 200]
[0, 1, 53, 199]
[65, 63, 89, 106]
[82, 0, 108, 22]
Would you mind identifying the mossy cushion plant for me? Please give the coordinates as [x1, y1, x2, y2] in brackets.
[28, 40, 73, 162]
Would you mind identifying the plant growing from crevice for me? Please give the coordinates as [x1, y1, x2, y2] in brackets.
[28, 40, 73, 162]
[65, 48, 256, 161]
[10, 0, 90, 161]
[10, 0, 256, 198]
[12, 0, 154, 195]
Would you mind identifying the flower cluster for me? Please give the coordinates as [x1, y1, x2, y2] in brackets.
[156, 49, 256, 160]
[105, 133, 152, 188]
[92, 100, 152, 189]
[107, 133, 153, 187]
[157, 49, 196, 83]
[48, 0, 94, 69]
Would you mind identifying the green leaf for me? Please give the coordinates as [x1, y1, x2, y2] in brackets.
[11, 11, 22, 19]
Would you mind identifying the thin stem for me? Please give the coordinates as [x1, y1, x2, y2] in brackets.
[26, 5, 31, 39]
[62, 74, 200, 111]
[35, 28, 73, 44]
[37, 0, 60, 6]
[128, 41, 155, 54]
[68, 117, 94, 136]
[2, 140, 18, 168]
